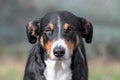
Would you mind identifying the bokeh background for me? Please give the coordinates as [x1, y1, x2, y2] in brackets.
[0, 0, 120, 80]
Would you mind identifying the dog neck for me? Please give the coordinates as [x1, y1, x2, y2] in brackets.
[44, 58, 72, 80]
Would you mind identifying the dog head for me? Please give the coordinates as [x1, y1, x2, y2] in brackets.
[26, 11, 93, 60]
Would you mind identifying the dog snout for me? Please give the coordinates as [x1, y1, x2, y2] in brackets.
[53, 46, 65, 57]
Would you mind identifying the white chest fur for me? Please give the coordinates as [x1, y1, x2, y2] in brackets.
[44, 58, 72, 80]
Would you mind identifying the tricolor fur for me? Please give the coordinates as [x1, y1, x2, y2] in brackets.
[24, 11, 93, 80]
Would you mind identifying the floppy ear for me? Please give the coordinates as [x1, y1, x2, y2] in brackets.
[26, 18, 41, 44]
[79, 18, 93, 43]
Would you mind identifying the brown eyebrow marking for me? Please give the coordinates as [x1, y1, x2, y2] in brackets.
[48, 23, 54, 30]
[64, 23, 71, 30]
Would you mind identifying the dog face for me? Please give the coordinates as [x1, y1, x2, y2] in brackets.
[26, 11, 93, 60]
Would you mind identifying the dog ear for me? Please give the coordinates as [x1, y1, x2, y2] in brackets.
[26, 18, 41, 44]
[78, 18, 93, 43]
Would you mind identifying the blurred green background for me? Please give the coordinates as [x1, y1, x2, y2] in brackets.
[0, 0, 120, 80]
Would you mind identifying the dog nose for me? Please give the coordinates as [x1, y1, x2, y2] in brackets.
[53, 47, 65, 57]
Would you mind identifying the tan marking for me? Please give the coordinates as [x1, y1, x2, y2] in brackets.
[40, 36, 54, 59]
[64, 23, 70, 30]
[45, 41, 54, 58]
[28, 21, 36, 35]
[85, 20, 90, 28]
[40, 36, 44, 47]
[64, 40, 75, 56]
[76, 35, 80, 47]
[64, 35, 80, 56]
[48, 23, 54, 30]
[84, 20, 91, 34]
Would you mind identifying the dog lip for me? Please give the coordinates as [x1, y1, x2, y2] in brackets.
[51, 57, 70, 61]
[48, 56, 66, 60]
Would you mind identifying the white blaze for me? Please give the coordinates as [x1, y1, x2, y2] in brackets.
[57, 16, 61, 39]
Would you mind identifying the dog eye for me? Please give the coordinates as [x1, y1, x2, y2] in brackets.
[45, 29, 52, 34]
[64, 27, 73, 33]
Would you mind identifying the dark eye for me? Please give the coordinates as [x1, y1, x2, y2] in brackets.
[64, 27, 73, 33]
[45, 29, 52, 34]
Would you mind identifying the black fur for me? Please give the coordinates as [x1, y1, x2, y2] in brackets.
[24, 11, 93, 80]
[24, 41, 88, 80]
[24, 42, 46, 80]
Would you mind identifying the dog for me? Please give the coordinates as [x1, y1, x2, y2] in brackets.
[23, 11, 93, 80]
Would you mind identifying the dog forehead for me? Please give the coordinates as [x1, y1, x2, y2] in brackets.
[41, 11, 79, 26]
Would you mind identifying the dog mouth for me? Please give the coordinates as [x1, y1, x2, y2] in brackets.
[49, 56, 71, 61]
[54, 58, 64, 61]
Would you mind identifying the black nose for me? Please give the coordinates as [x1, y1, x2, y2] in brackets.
[53, 47, 65, 57]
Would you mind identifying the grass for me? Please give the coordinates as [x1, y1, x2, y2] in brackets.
[0, 58, 25, 80]
[0, 57, 120, 80]
[89, 58, 120, 80]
